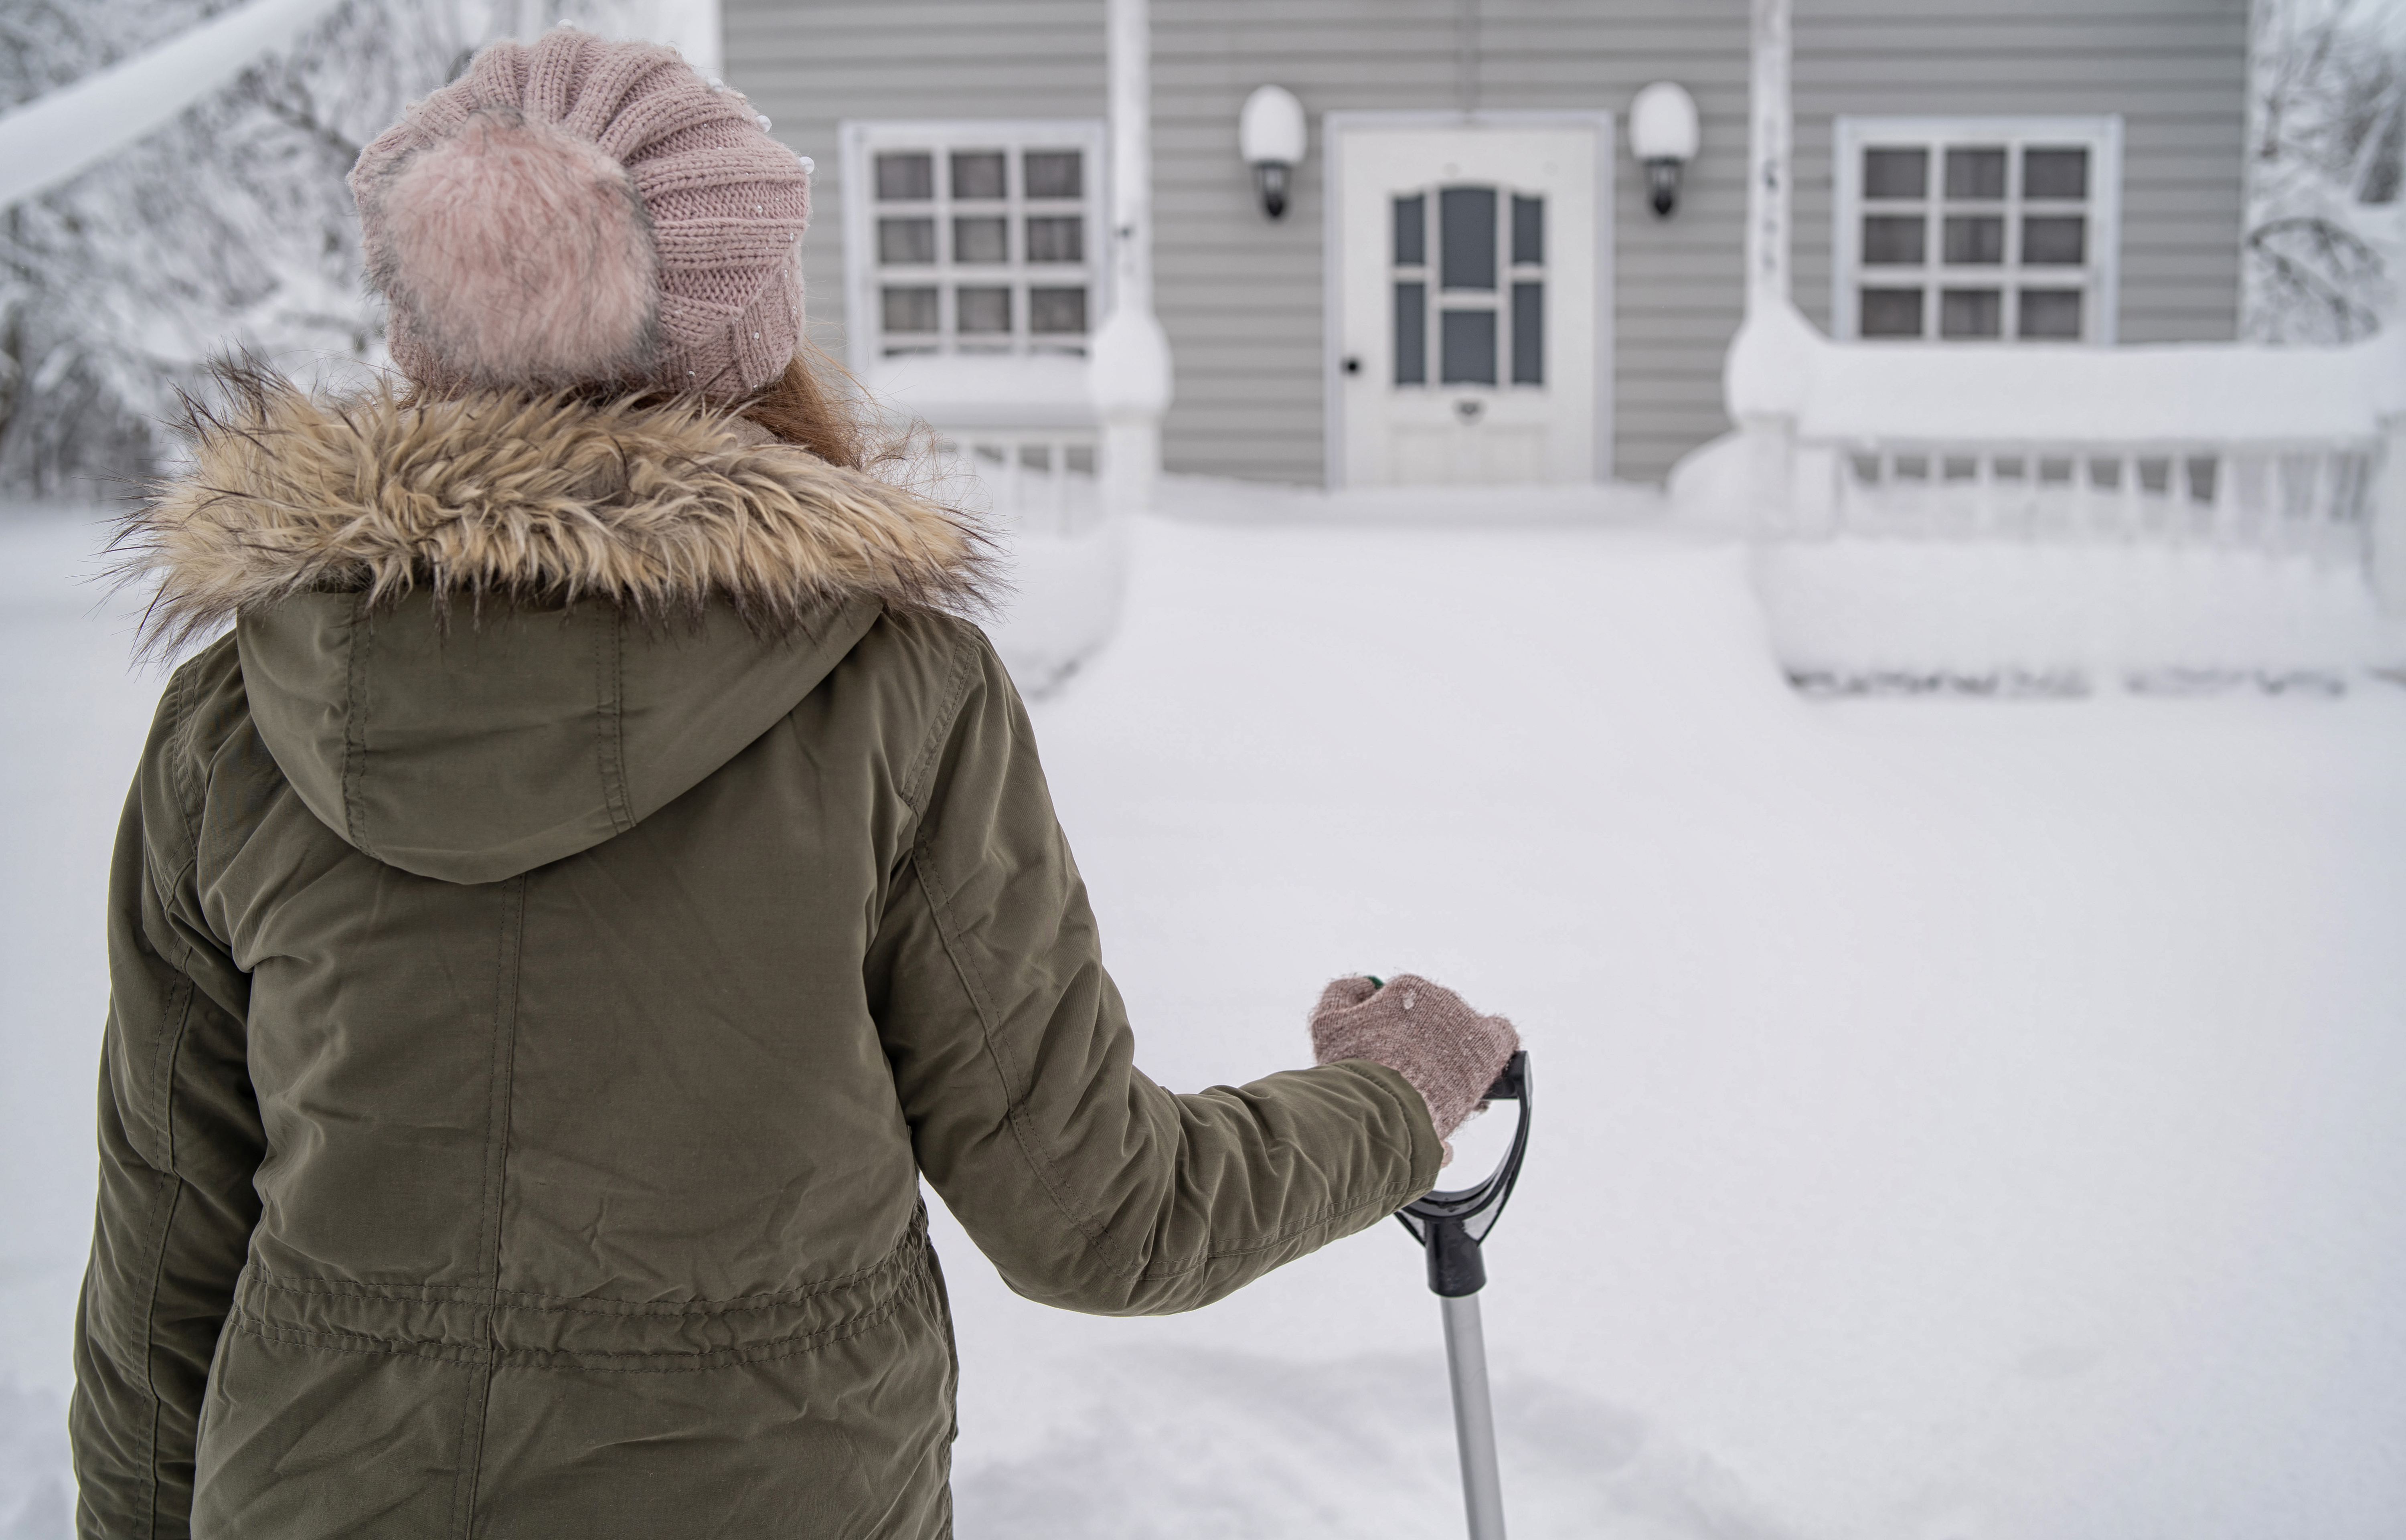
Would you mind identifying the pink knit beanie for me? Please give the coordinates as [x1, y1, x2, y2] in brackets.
[349, 28, 809, 403]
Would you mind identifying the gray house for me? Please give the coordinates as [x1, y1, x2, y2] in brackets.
[723, 0, 2248, 489]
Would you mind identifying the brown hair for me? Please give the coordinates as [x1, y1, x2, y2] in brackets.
[738, 342, 900, 472]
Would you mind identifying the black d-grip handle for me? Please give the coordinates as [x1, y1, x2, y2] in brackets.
[1396, 1051, 1532, 1297]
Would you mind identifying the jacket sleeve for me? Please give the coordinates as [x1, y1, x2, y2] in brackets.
[72, 660, 264, 1539]
[865, 627, 1441, 1315]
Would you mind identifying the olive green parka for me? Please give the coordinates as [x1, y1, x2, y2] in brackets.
[71, 377, 1442, 1538]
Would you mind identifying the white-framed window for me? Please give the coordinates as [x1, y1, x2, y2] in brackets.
[837, 119, 1108, 367]
[1832, 116, 2122, 344]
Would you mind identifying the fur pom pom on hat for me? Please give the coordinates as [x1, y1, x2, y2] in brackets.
[350, 29, 809, 403]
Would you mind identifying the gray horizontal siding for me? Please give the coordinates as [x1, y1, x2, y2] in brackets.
[1792, 0, 2248, 347]
[726, 0, 2245, 491]
[1152, 0, 1753, 484]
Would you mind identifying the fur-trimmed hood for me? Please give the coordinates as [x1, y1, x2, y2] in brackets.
[119, 370, 996, 884]
[121, 366, 991, 653]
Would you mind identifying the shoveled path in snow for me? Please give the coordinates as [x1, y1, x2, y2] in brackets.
[2, 507, 2403, 1539]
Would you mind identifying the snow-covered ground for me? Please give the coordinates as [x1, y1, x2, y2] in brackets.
[4, 499, 2405, 1538]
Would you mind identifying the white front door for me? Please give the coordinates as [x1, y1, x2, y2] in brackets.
[1331, 119, 1609, 487]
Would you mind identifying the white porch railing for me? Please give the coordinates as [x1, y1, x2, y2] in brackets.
[928, 433, 1104, 538]
[1685, 301, 2406, 611]
[1822, 440, 2378, 563]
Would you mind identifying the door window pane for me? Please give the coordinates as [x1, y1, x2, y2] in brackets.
[1393, 281, 1426, 384]
[1029, 287, 1087, 334]
[1023, 150, 1081, 198]
[1944, 148, 2007, 199]
[1511, 195, 1544, 266]
[1940, 287, 2002, 337]
[1862, 215, 1924, 265]
[877, 153, 934, 201]
[1440, 309, 1498, 384]
[1511, 282, 1543, 385]
[1025, 216, 1082, 263]
[2022, 148, 2088, 199]
[956, 285, 1011, 333]
[879, 218, 936, 264]
[954, 216, 1008, 263]
[1440, 187, 1498, 291]
[1393, 195, 1426, 267]
[1943, 215, 2004, 264]
[1860, 287, 1925, 337]
[882, 286, 939, 332]
[2021, 216, 2086, 265]
[951, 151, 1007, 200]
[2018, 288, 2083, 338]
[1863, 148, 1928, 200]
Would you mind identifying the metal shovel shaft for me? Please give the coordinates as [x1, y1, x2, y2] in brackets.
[1440, 1292, 1507, 1540]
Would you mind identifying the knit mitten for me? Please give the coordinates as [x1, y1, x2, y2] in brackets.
[1310, 975, 1519, 1161]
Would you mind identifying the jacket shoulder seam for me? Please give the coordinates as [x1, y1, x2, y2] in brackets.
[897, 619, 985, 816]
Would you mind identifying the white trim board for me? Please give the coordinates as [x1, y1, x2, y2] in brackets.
[1321, 110, 1616, 488]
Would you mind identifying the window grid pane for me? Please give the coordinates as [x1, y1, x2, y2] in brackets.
[1439, 187, 1498, 291]
[1944, 147, 2007, 200]
[953, 216, 1008, 264]
[951, 151, 1007, 200]
[1511, 282, 1543, 385]
[876, 153, 933, 201]
[1440, 308, 1498, 384]
[1860, 287, 1925, 338]
[1864, 148, 1928, 199]
[1393, 195, 1426, 267]
[1943, 215, 2005, 265]
[1511, 196, 1543, 266]
[863, 130, 1103, 357]
[956, 285, 1011, 334]
[1023, 150, 1081, 198]
[1940, 287, 2002, 338]
[1394, 281, 1427, 385]
[1844, 125, 2104, 344]
[1862, 215, 1925, 265]
[2022, 147, 2088, 199]
[2018, 288, 2083, 338]
[879, 218, 936, 264]
[1026, 216, 1083, 263]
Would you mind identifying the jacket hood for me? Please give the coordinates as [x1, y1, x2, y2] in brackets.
[119, 368, 994, 884]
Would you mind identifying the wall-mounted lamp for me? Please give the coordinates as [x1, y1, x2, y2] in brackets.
[1628, 81, 1701, 218]
[1239, 84, 1307, 219]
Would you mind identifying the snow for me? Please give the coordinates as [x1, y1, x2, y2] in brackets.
[6, 496, 2406, 1538]
[1722, 300, 2406, 441]
[1757, 539, 2406, 686]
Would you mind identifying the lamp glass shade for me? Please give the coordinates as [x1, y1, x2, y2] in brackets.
[1239, 85, 1308, 167]
[1628, 81, 1700, 164]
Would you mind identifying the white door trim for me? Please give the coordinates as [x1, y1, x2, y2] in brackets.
[1322, 109, 1616, 489]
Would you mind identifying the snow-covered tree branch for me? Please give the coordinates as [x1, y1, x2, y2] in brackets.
[2244, 0, 2406, 344]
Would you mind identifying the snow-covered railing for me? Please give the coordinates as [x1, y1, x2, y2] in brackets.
[928, 433, 1102, 538]
[1825, 440, 2378, 563]
[1683, 301, 2406, 611]
[870, 355, 1103, 536]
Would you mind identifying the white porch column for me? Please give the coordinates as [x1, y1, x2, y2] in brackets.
[1730, 0, 1800, 533]
[1745, 0, 1792, 316]
[1090, 0, 1173, 517]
